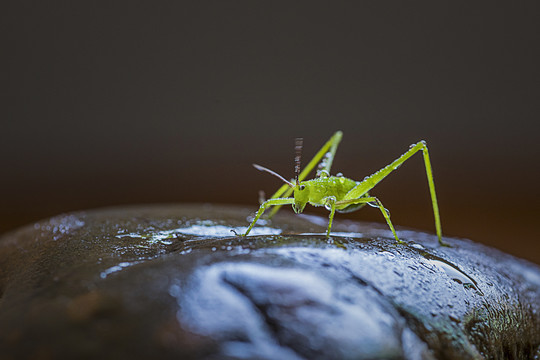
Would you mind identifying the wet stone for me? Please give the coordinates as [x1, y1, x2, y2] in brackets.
[0, 204, 539, 359]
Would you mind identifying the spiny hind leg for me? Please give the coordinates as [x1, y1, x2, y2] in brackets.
[316, 131, 343, 178]
[336, 197, 402, 244]
[341, 141, 447, 246]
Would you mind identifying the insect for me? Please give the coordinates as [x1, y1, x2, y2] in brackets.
[240, 131, 448, 246]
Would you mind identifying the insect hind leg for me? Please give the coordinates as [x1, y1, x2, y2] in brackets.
[341, 141, 448, 246]
[267, 131, 343, 218]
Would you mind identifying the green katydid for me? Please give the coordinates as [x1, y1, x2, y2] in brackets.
[241, 131, 448, 246]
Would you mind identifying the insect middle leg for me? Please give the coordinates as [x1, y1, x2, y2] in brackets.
[242, 198, 295, 236]
[330, 197, 401, 243]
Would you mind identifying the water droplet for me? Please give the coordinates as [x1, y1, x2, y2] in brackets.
[318, 170, 329, 177]
[168, 284, 181, 297]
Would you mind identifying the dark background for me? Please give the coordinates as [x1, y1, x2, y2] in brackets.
[2, 2, 539, 264]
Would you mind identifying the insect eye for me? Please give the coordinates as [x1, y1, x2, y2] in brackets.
[299, 185, 306, 190]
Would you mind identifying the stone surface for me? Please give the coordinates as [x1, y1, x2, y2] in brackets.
[0, 204, 539, 359]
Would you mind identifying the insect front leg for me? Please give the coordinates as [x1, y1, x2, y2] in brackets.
[336, 197, 403, 244]
[242, 198, 295, 236]
[323, 196, 337, 238]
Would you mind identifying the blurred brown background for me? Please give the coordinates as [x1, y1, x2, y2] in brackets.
[2, 2, 539, 264]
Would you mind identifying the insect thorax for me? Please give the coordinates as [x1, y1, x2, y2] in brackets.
[303, 176, 358, 203]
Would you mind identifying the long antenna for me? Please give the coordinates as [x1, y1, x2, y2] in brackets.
[294, 137, 303, 185]
[253, 164, 294, 188]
